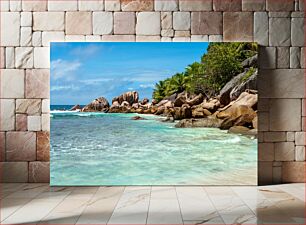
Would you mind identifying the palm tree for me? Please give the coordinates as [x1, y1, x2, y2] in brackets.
[168, 73, 186, 94]
[152, 80, 167, 101]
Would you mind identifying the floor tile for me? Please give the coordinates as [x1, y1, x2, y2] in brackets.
[107, 186, 150, 224]
[2, 198, 66, 224]
[5, 184, 49, 199]
[0, 198, 32, 222]
[176, 186, 217, 221]
[183, 215, 225, 225]
[147, 187, 183, 224]
[0, 183, 27, 199]
[39, 190, 93, 224]
[0, 183, 304, 225]
[277, 183, 305, 202]
[77, 186, 124, 224]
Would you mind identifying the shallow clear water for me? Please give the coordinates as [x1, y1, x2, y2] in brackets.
[50, 112, 257, 186]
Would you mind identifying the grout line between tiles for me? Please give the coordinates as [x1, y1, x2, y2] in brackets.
[202, 186, 226, 225]
[75, 186, 100, 224]
[106, 186, 126, 225]
[145, 186, 152, 225]
[174, 186, 185, 225]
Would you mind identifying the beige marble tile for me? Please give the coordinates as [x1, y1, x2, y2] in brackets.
[3, 196, 66, 224]
[108, 186, 150, 224]
[0, 183, 27, 199]
[183, 216, 225, 225]
[277, 184, 305, 202]
[274, 197, 305, 223]
[231, 187, 266, 200]
[3, 187, 65, 224]
[35, 190, 72, 201]
[0, 197, 33, 222]
[147, 187, 183, 224]
[5, 183, 49, 199]
[40, 190, 95, 224]
[0, 184, 305, 224]
[76, 186, 124, 224]
[204, 187, 257, 224]
[66, 187, 98, 200]
[176, 187, 216, 221]
[256, 204, 296, 224]
[204, 186, 235, 197]
[213, 197, 257, 224]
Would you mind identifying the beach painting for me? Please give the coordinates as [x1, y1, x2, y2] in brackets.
[50, 42, 258, 186]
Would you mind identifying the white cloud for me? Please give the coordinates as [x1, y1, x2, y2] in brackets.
[139, 84, 154, 89]
[51, 85, 80, 91]
[70, 44, 102, 58]
[51, 59, 81, 80]
[79, 78, 114, 85]
[122, 69, 172, 82]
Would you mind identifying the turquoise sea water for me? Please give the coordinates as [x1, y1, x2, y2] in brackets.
[50, 112, 257, 186]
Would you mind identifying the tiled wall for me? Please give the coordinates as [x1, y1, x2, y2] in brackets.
[0, 0, 305, 184]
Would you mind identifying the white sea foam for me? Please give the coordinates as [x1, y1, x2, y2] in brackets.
[51, 110, 79, 114]
[51, 111, 105, 117]
[222, 136, 241, 144]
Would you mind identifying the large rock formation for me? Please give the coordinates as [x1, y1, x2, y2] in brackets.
[229, 91, 258, 110]
[219, 71, 247, 106]
[186, 93, 204, 107]
[191, 106, 212, 118]
[174, 91, 257, 131]
[230, 70, 257, 101]
[82, 97, 109, 112]
[201, 99, 220, 112]
[163, 93, 178, 103]
[228, 126, 257, 137]
[175, 117, 223, 128]
[241, 54, 257, 68]
[219, 68, 257, 106]
[141, 98, 149, 105]
[174, 92, 187, 107]
[112, 91, 139, 106]
[173, 104, 192, 120]
[69, 104, 82, 111]
[217, 104, 256, 129]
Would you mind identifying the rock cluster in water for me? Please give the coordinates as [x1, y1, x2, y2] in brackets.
[73, 59, 258, 136]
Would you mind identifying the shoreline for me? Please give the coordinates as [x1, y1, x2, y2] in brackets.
[50, 110, 258, 139]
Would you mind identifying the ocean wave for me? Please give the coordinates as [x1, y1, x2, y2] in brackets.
[51, 111, 106, 118]
[222, 136, 241, 144]
[51, 110, 80, 114]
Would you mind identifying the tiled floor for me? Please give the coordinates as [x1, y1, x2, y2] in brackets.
[0, 183, 305, 224]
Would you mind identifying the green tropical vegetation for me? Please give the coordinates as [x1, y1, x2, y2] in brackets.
[152, 42, 258, 101]
[240, 67, 256, 83]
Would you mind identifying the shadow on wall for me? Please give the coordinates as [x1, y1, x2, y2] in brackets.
[257, 46, 305, 185]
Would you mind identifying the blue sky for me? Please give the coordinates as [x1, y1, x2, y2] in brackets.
[50, 42, 209, 105]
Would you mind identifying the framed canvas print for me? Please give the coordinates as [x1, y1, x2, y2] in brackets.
[50, 42, 258, 186]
